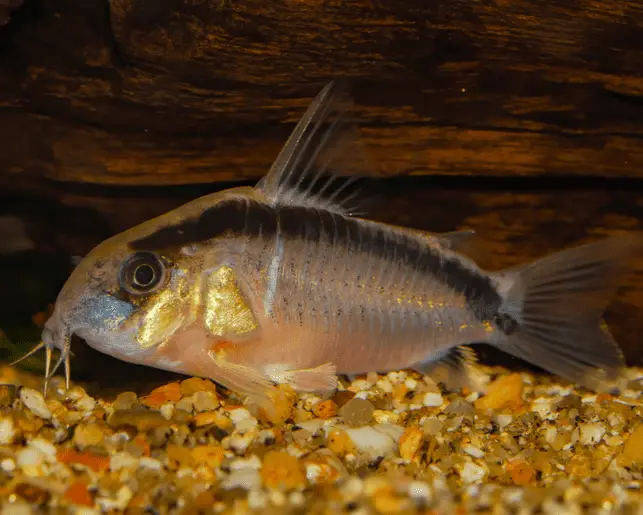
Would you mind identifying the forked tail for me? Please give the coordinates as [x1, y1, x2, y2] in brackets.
[489, 233, 643, 389]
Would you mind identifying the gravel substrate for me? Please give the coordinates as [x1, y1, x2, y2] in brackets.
[0, 364, 641, 514]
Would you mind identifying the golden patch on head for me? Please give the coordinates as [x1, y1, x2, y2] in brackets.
[117, 250, 195, 349]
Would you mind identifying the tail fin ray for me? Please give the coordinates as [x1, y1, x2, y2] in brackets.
[490, 234, 643, 389]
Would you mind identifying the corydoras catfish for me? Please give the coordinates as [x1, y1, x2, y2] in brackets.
[17, 81, 643, 413]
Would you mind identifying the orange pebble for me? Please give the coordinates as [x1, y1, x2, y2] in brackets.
[474, 373, 524, 411]
[62, 481, 93, 506]
[141, 382, 183, 408]
[313, 400, 337, 419]
[506, 459, 534, 485]
[56, 449, 109, 473]
[261, 451, 306, 489]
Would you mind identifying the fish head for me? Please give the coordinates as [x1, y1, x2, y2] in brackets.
[43, 217, 204, 365]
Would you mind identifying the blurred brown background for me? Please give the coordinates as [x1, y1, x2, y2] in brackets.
[0, 0, 642, 383]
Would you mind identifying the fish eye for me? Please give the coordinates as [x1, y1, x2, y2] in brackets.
[119, 251, 165, 294]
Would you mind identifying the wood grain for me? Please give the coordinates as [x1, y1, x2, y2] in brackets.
[1, 0, 643, 186]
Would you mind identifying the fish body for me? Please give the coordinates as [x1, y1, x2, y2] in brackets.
[36, 82, 642, 408]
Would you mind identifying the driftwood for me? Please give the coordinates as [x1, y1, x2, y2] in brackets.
[0, 1, 642, 376]
[0, 0, 643, 187]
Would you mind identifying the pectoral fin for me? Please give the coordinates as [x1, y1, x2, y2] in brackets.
[206, 349, 278, 415]
[266, 362, 338, 394]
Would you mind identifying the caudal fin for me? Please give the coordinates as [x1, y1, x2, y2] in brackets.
[489, 233, 643, 390]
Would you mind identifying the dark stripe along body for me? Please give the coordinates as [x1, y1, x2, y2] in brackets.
[130, 198, 516, 337]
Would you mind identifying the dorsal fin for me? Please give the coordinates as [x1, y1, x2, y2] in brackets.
[255, 80, 375, 216]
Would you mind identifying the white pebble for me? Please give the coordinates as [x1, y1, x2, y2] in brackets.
[16, 448, 45, 474]
[457, 461, 487, 484]
[462, 444, 485, 458]
[386, 371, 407, 384]
[139, 457, 162, 471]
[247, 489, 267, 510]
[423, 392, 443, 407]
[376, 378, 393, 393]
[345, 424, 404, 461]
[29, 438, 57, 459]
[20, 388, 51, 419]
[0, 417, 16, 445]
[1, 458, 15, 472]
[579, 423, 606, 445]
[408, 480, 431, 501]
[229, 455, 262, 470]
[228, 407, 253, 425]
[229, 427, 258, 454]
[220, 468, 261, 490]
[160, 403, 174, 420]
[494, 414, 513, 430]
[341, 476, 364, 497]
[349, 379, 372, 392]
[97, 485, 133, 511]
[236, 417, 258, 432]
[268, 489, 286, 507]
[404, 377, 418, 390]
[110, 452, 139, 471]
[74, 395, 96, 412]
[289, 491, 305, 506]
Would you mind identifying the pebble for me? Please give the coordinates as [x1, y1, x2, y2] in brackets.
[622, 424, 643, 464]
[180, 377, 217, 396]
[462, 443, 485, 458]
[261, 451, 306, 489]
[457, 461, 487, 484]
[422, 392, 444, 407]
[408, 480, 431, 502]
[221, 468, 261, 490]
[20, 388, 51, 419]
[0, 502, 33, 515]
[399, 426, 424, 461]
[73, 395, 96, 413]
[73, 424, 104, 449]
[16, 448, 45, 476]
[193, 391, 220, 412]
[422, 418, 443, 436]
[474, 373, 524, 411]
[110, 452, 139, 471]
[578, 423, 606, 446]
[0, 416, 16, 445]
[29, 438, 56, 459]
[139, 457, 163, 471]
[111, 391, 137, 411]
[228, 407, 253, 426]
[312, 400, 337, 419]
[107, 409, 168, 431]
[345, 425, 403, 461]
[338, 398, 374, 427]
[247, 488, 267, 510]
[1, 458, 15, 472]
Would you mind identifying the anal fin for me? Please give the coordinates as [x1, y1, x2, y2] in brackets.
[412, 346, 485, 392]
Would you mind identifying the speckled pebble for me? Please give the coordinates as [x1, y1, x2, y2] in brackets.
[19, 388, 51, 419]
